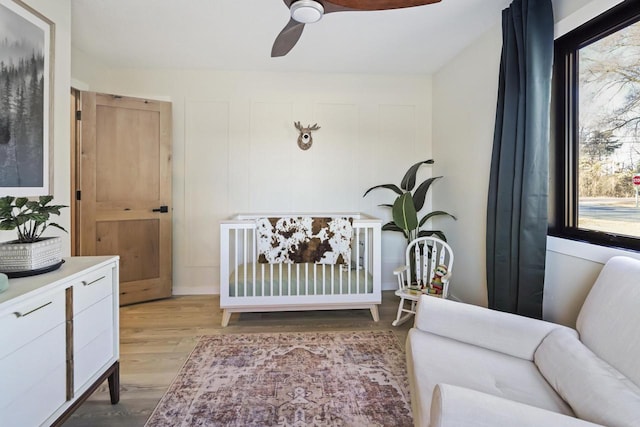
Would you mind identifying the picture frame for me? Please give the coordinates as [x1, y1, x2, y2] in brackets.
[0, 0, 54, 197]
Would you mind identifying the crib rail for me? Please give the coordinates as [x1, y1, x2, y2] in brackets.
[219, 213, 381, 325]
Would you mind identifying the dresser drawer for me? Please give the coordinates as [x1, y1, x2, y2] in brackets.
[75, 326, 115, 393]
[2, 359, 66, 427]
[74, 295, 114, 353]
[74, 294, 116, 393]
[0, 322, 66, 411]
[0, 290, 66, 359]
[73, 265, 114, 315]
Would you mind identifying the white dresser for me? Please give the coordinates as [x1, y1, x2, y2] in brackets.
[0, 256, 119, 427]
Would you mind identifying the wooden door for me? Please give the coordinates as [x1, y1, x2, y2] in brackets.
[77, 92, 172, 305]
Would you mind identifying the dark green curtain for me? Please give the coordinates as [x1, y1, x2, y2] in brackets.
[486, 0, 554, 319]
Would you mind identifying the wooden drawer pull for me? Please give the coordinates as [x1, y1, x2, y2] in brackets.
[13, 301, 52, 318]
[83, 276, 106, 287]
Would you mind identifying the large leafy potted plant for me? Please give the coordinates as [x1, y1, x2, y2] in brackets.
[0, 195, 67, 272]
[363, 159, 456, 243]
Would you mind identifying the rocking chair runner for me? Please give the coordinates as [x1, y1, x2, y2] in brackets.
[392, 236, 454, 326]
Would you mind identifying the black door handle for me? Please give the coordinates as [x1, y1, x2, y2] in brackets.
[153, 206, 169, 213]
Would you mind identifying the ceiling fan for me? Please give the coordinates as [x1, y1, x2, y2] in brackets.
[271, 0, 442, 57]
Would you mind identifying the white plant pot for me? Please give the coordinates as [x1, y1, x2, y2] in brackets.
[0, 236, 62, 272]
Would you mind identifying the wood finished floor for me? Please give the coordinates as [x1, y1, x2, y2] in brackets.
[63, 291, 412, 427]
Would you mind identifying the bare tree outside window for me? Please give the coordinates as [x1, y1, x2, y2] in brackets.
[578, 20, 640, 238]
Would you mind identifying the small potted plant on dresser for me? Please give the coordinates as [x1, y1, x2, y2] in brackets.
[0, 195, 67, 276]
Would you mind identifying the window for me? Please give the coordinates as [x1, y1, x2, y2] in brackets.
[552, 1, 640, 250]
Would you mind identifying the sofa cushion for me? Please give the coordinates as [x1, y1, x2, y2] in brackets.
[577, 256, 640, 386]
[535, 328, 640, 427]
[407, 328, 573, 426]
[414, 296, 575, 361]
[431, 384, 602, 427]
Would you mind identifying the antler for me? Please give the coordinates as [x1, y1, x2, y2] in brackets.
[294, 121, 321, 131]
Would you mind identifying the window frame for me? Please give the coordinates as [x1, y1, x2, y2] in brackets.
[551, 0, 640, 251]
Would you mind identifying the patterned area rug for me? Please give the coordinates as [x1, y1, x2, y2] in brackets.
[145, 331, 412, 427]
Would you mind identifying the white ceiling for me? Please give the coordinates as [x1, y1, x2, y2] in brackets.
[71, 0, 513, 75]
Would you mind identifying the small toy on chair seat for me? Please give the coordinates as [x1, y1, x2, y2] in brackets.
[426, 264, 448, 296]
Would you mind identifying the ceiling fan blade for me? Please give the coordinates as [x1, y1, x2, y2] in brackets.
[271, 18, 306, 57]
[322, 2, 353, 14]
[325, 0, 441, 11]
[272, 0, 436, 57]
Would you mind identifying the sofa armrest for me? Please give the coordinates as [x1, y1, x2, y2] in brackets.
[430, 384, 603, 427]
[414, 296, 576, 360]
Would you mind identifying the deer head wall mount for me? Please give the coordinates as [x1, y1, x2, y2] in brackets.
[294, 121, 320, 150]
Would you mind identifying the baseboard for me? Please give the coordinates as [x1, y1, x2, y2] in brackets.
[173, 287, 217, 296]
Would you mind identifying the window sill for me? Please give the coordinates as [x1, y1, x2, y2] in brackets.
[547, 235, 640, 264]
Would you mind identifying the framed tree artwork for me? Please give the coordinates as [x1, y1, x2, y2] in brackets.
[0, 0, 54, 196]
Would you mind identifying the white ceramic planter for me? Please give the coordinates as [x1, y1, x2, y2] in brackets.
[0, 236, 62, 272]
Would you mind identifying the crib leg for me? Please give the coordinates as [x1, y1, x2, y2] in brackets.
[369, 305, 380, 322]
[221, 309, 232, 327]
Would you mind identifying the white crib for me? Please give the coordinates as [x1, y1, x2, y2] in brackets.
[219, 213, 382, 327]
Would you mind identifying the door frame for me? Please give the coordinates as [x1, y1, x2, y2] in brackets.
[70, 88, 80, 257]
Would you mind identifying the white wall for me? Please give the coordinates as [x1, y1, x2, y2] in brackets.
[71, 56, 433, 294]
[432, 0, 632, 327]
[0, 1, 72, 254]
[432, 25, 502, 306]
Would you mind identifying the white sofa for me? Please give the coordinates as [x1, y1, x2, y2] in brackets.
[406, 255, 640, 427]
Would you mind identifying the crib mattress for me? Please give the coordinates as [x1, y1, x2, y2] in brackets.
[228, 263, 373, 297]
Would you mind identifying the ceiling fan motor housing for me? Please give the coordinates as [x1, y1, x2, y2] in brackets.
[290, 0, 325, 23]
